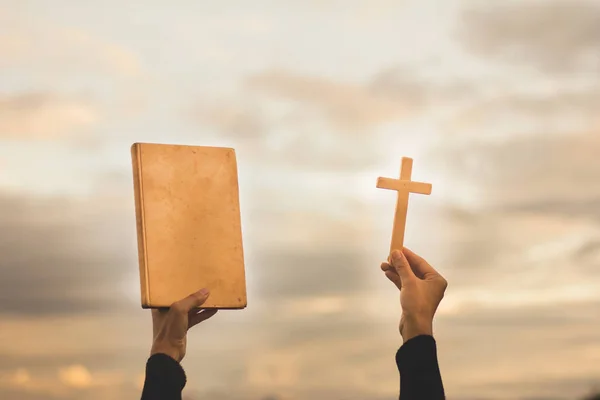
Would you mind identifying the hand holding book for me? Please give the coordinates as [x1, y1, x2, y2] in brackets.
[150, 288, 218, 363]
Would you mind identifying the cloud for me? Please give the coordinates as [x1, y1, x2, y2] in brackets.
[0, 190, 137, 315]
[4, 368, 31, 387]
[416, 129, 600, 320]
[231, 313, 400, 399]
[57, 365, 125, 389]
[2, 299, 599, 399]
[0, 21, 142, 77]
[182, 297, 600, 400]
[434, 300, 600, 399]
[252, 249, 370, 301]
[244, 69, 421, 131]
[0, 312, 151, 398]
[368, 66, 476, 106]
[191, 68, 456, 171]
[0, 93, 99, 139]
[191, 100, 389, 171]
[52, 28, 141, 77]
[432, 130, 600, 212]
[458, 0, 600, 74]
[446, 86, 600, 136]
[0, 364, 139, 400]
[190, 101, 267, 146]
[0, 34, 28, 61]
[58, 365, 92, 388]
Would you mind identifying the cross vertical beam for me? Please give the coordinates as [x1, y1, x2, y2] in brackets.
[376, 157, 432, 258]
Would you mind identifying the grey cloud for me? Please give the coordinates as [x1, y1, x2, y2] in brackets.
[431, 131, 600, 212]
[185, 390, 394, 400]
[0, 389, 61, 400]
[0, 192, 137, 315]
[194, 67, 479, 142]
[502, 197, 600, 222]
[260, 315, 389, 350]
[429, 204, 600, 284]
[434, 207, 505, 274]
[458, 0, 600, 74]
[434, 301, 600, 399]
[191, 102, 386, 171]
[414, 196, 600, 285]
[448, 87, 600, 133]
[252, 248, 371, 301]
[191, 67, 456, 171]
[190, 102, 266, 141]
[473, 378, 598, 400]
[486, 90, 599, 117]
[368, 66, 478, 106]
[576, 239, 600, 260]
[438, 300, 600, 331]
[245, 69, 478, 128]
[240, 300, 600, 400]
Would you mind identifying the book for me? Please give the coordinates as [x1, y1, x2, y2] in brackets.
[131, 142, 247, 309]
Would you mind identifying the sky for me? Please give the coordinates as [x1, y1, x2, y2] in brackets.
[0, 0, 600, 399]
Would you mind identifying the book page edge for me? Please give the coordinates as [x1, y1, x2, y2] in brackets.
[131, 143, 151, 307]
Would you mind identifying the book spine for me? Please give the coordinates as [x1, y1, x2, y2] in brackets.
[131, 143, 151, 307]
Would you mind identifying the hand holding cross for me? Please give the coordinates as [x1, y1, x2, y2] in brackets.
[377, 157, 432, 259]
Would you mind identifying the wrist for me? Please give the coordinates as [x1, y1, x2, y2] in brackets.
[150, 344, 181, 363]
[401, 318, 433, 342]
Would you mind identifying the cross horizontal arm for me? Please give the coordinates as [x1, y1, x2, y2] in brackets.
[376, 177, 432, 195]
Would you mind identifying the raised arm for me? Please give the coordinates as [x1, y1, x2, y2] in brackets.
[381, 248, 447, 400]
[141, 288, 218, 400]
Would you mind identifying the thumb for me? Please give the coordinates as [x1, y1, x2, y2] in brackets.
[390, 250, 416, 284]
[175, 288, 210, 313]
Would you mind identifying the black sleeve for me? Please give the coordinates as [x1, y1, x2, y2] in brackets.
[396, 335, 445, 400]
[140, 353, 187, 400]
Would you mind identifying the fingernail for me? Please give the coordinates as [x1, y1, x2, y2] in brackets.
[199, 288, 209, 296]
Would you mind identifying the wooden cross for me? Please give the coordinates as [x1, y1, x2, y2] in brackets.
[377, 157, 432, 258]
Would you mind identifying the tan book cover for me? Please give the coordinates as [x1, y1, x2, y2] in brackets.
[131, 142, 247, 309]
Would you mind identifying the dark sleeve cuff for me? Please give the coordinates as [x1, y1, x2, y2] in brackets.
[396, 335, 445, 400]
[396, 335, 439, 372]
[141, 353, 187, 399]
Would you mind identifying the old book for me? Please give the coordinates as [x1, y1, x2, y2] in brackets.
[131, 142, 247, 309]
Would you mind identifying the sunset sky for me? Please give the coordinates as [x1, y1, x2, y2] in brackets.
[1, 0, 600, 399]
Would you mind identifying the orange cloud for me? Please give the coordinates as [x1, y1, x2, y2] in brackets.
[0, 93, 98, 139]
[0, 22, 142, 77]
[58, 365, 92, 388]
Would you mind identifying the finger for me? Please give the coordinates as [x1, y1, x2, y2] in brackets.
[188, 309, 218, 328]
[385, 269, 403, 290]
[174, 288, 210, 313]
[382, 261, 403, 289]
[390, 250, 417, 283]
[151, 308, 168, 323]
[402, 247, 440, 278]
[151, 309, 161, 337]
